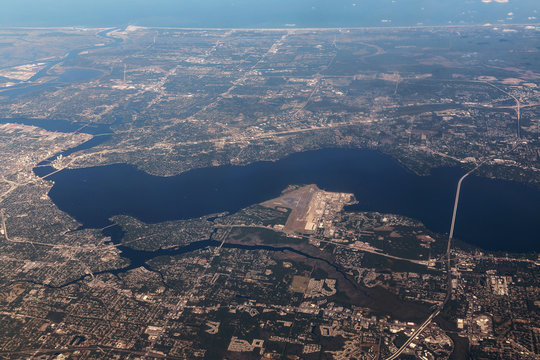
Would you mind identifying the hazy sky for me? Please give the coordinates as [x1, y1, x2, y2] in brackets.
[0, 0, 538, 28]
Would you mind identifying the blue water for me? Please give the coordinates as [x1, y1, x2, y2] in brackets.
[0, 83, 64, 98]
[0, 118, 111, 135]
[0, 68, 104, 98]
[38, 148, 540, 253]
[56, 68, 103, 83]
[1, 0, 537, 28]
[0, 28, 118, 99]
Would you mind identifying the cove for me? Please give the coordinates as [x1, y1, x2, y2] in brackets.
[39, 148, 539, 253]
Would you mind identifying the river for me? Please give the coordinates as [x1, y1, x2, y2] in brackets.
[2, 113, 538, 253]
[27, 144, 540, 253]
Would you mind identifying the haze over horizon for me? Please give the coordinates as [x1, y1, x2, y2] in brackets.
[1, 0, 538, 28]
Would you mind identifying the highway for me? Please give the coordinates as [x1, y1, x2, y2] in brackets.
[482, 81, 522, 139]
[383, 161, 485, 360]
[384, 309, 441, 360]
[383, 115, 525, 359]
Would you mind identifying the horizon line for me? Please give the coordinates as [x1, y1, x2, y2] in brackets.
[0, 22, 539, 31]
